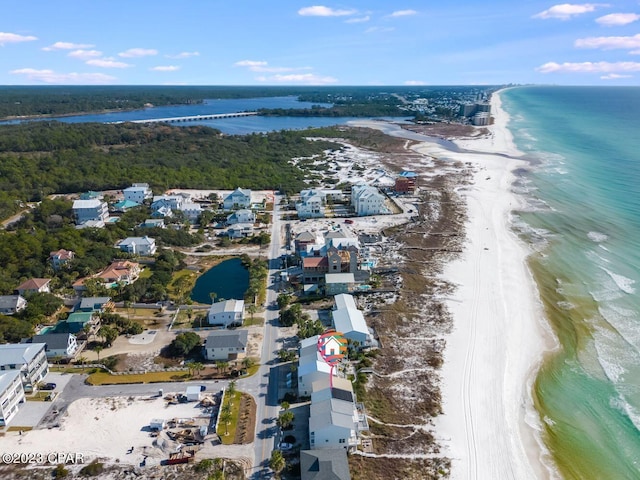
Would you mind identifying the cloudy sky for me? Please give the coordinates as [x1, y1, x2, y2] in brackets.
[2, 1, 640, 85]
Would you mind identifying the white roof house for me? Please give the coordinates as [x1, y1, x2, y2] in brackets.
[117, 236, 157, 256]
[333, 293, 357, 311]
[151, 195, 185, 212]
[0, 343, 49, 388]
[180, 202, 203, 222]
[223, 188, 252, 210]
[123, 183, 153, 204]
[207, 299, 245, 327]
[351, 184, 387, 217]
[298, 335, 335, 398]
[332, 308, 370, 346]
[72, 199, 109, 225]
[325, 273, 355, 296]
[226, 209, 255, 225]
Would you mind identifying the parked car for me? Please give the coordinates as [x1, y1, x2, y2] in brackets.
[279, 442, 293, 451]
[200, 385, 207, 392]
[40, 382, 56, 390]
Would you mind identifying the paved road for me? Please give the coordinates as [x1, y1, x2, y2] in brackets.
[42, 197, 286, 478]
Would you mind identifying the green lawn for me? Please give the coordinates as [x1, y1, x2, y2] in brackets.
[217, 391, 242, 445]
[86, 370, 190, 385]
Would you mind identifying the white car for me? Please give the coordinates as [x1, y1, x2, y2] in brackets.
[279, 442, 293, 451]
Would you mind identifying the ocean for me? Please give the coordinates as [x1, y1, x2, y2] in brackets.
[502, 86, 640, 479]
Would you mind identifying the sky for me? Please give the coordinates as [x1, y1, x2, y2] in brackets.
[2, 1, 640, 86]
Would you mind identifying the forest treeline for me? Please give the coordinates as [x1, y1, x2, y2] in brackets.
[0, 121, 341, 219]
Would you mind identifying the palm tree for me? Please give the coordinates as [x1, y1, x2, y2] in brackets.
[185, 361, 196, 376]
[246, 303, 258, 322]
[191, 362, 204, 378]
[94, 345, 103, 364]
[219, 410, 232, 436]
[241, 357, 255, 371]
[227, 380, 236, 396]
[269, 450, 285, 479]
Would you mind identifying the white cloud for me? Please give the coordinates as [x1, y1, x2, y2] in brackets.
[575, 33, 640, 50]
[298, 5, 356, 17]
[345, 15, 370, 23]
[165, 51, 200, 59]
[601, 73, 632, 79]
[596, 13, 640, 26]
[10, 68, 116, 84]
[365, 26, 395, 33]
[86, 58, 132, 68]
[0, 32, 38, 46]
[41, 41, 92, 51]
[234, 60, 311, 73]
[256, 73, 338, 84]
[150, 65, 180, 71]
[536, 61, 640, 73]
[390, 9, 418, 17]
[404, 80, 427, 85]
[68, 49, 102, 60]
[533, 3, 607, 20]
[118, 48, 158, 58]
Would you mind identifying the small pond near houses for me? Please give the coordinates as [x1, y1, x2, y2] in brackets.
[190, 257, 249, 304]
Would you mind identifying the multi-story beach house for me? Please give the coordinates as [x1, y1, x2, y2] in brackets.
[207, 299, 244, 327]
[123, 183, 153, 204]
[203, 330, 248, 361]
[0, 343, 49, 390]
[72, 199, 109, 226]
[117, 236, 157, 256]
[223, 188, 252, 210]
[0, 295, 27, 315]
[0, 370, 25, 426]
[351, 184, 387, 216]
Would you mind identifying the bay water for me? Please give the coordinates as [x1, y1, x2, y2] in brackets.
[502, 86, 640, 479]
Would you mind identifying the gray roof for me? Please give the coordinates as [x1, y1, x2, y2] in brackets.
[0, 295, 25, 311]
[78, 296, 111, 310]
[300, 449, 351, 480]
[205, 330, 248, 349]
[32, 333, 74, 350]
[0, 343, 46, 366]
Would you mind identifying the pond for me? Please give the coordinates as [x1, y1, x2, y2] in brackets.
[190, 257, 249, 304]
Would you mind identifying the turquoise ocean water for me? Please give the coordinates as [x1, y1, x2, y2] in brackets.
[502, 86, 640, 479]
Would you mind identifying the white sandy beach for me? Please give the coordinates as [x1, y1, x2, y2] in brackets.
[426, 91, 557, 479]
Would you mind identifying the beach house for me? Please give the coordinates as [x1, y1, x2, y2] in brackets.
[0, 370, 25, 426]
[351, 184, 387, 216]
[0, 295, 27, 315]
[72, 198, 109, 226]
[207, 299, 244, 327]
[0, 343, 49, 390]
[203, 330, 248, 361]
[117, 236, 157, 256]
[223, 188, 252, 210]
[123, 183, 153, 204]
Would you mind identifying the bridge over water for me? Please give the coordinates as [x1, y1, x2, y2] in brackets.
[113, 111, 259, 124]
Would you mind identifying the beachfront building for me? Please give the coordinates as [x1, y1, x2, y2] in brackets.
[123, 183, 153, 204]
[351, 184, 387, 216]
[207, 299, 245, 327]
[298, 335, 338, 398]
[332, 294, 376, 349]
[30, 333, 79, 360]
[0, 370, 25, 426]
[325, 273, 355, 296]
[394, 171, 417, 194]
[72, 199, 109, 226]
[15, 278, 51, 297]
[49, 249, 75, 270]
[0, 295, 27, 315]
[117, 236, 157, 256]
[295, 231, 318, 255]
[296, 189, 344, 219]
[309, 378, 363, 451]
[203, 329, 248, 361]
[223, 188, 252, 210]
[140, 218, 165, 229]
[0, 343, 49, 390]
